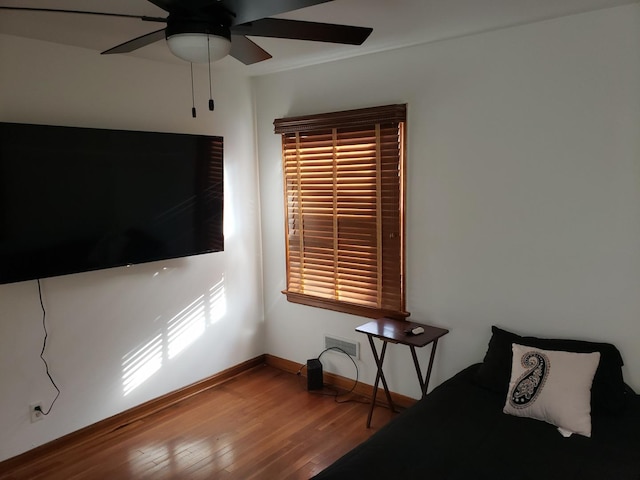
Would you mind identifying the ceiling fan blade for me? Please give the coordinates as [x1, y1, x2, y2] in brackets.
[233, 18, 372, 45]
[0, 6, 166, 22]
[229, 34, 272, 65]
[146, 0, 179, 14]
[219, 0, 333, 26]
[101, 28, 167, 55]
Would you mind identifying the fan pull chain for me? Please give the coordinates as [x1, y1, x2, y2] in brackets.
[190, 62, 196, 118]
[207, 35, 214, 111]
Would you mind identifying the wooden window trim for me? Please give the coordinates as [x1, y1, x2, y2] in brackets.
[274, 104, 407, 135]
[275, 104, 408, 320]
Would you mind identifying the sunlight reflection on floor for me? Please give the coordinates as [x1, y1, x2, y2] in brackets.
[127, 440, 219, 478]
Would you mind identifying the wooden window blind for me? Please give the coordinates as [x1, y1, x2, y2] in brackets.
[274, 105, 408, 319]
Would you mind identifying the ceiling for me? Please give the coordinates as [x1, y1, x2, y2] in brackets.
[0, 0, 637, 76]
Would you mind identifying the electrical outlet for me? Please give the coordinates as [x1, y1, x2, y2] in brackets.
[30, 402, 44, 423]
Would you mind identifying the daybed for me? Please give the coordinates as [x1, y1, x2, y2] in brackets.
[313, 326, 640, 480]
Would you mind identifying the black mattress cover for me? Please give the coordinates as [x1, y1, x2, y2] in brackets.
[312, 364, 640, 480]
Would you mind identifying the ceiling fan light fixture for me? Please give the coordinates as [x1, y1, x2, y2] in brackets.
[167, 33, 231, 64]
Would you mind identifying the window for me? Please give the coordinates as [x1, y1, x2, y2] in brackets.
[274, 104, 408, 319]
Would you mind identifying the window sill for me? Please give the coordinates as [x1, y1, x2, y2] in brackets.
[283, 290, 410, 320]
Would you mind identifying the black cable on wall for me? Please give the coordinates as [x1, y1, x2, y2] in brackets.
[36, 279, 60, 415]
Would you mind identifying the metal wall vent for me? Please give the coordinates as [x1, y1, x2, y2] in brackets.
[324, 335, 359, 359]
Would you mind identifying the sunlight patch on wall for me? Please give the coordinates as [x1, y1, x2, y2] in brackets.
[223, 168, 235, 238]
[121, 275, 227, 395]
[122, 333, 163, 396]
[209, 275, 226, 324]
[168, 295, 206, 360]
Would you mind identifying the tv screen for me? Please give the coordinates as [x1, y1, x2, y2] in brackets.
[0, 122, 223, 285]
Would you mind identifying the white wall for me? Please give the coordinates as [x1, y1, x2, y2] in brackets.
[255, 5, 640, 399]
[0, 36, 264, 461]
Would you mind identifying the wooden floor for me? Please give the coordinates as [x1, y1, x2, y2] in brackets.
[1, 366, 397, 480]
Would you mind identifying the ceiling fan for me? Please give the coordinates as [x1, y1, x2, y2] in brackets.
[0, 0, 373, 65]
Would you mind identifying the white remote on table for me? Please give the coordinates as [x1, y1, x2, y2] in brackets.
[411, 326, 424, 335]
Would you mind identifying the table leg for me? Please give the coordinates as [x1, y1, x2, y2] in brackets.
[366, 336, 395, 428]
[409, 345, 425, 394]
[421, 338, 439, 398]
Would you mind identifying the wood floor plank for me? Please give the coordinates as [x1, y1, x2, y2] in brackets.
[0, 365, 398, 480]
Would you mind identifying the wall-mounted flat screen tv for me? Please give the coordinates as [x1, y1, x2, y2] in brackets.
[0, 122, 223, 285]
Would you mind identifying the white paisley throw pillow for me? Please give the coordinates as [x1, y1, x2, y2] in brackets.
[503, 343, 600, 437]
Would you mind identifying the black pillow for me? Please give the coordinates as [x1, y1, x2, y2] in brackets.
[475, 326, 626, 414]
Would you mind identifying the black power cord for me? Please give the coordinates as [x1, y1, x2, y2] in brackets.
[298, 346, 367, 404]
[35, 279, 61, 416]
